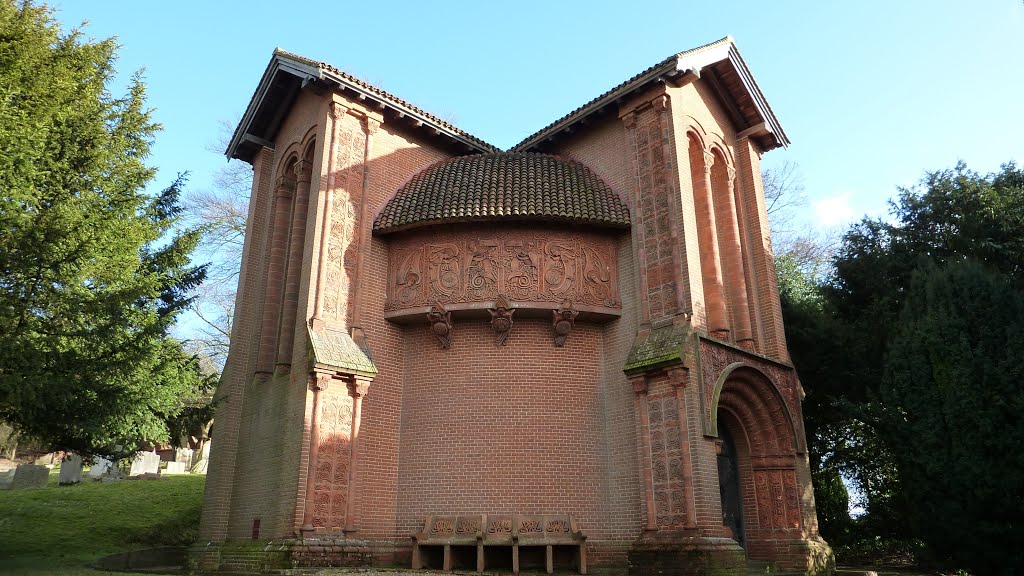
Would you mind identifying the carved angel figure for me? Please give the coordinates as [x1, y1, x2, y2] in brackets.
[425, 304, 453, 349]
[551, 301, 579, 347]
[489, 295, 515, 346]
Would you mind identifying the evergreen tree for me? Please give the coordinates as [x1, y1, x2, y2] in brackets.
[881, 261, 1024, 575]
[0, 1, 207, 458]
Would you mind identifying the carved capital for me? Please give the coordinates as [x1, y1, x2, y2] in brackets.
[274, 174, 296, 198]
[551, 301, 579, 347]
[726, 165, 736, 183]
[666, 367, 689, 389]
[310, 371, 332, 392]
[425, 304, 453, 349]
[329, 101, 349, 121]
[650, 94, 669, 111]
[702, 150, 716, 172]
[630, 374, 648, 396]
[293, 159, 313, 182]
[363, 116, 381, 136]
[621, 111, 638, 129]
[347, 377, 371, 399]
[488, 295, 515, 346]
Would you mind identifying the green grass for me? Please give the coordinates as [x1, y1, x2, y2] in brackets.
[0, 474, 204, 575]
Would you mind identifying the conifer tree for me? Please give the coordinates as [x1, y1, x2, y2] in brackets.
[0, 1, 208, 458]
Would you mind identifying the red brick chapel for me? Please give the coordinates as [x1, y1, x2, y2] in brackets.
[195, 37, 833, 576]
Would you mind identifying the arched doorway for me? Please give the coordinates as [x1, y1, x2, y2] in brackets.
[717, 419, 744, 547]
[712, 365, 804, 560]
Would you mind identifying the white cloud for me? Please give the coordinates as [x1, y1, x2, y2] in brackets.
[812, 192, 855, 228]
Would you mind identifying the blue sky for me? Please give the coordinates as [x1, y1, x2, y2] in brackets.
[52, 0, 1023, 230]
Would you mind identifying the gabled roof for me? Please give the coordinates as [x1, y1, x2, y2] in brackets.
[373, 152, 630, 235]
[512, 37, 789, 153]
[226, 49, 498, 162]
[227, 38, 787, 162]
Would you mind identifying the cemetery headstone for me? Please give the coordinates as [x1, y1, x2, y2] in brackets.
[86, 457, 114, 478]
[191, 442, 211, 474]
[164, 462, 188, 474]
[59, 454, 83, 485]
[11, 463, 49, 489]
[129, 451, 160, 476]
[174, 447, 194, 468]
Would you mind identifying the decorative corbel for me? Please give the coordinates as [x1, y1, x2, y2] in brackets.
[489, 295, 515, 346]
[552, 301, 579, 347]
[630, 374, 649, 396]
[666, 367, 689, 389]
[425, 304, 453, 349]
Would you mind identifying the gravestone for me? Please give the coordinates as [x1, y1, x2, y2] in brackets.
[174, 447, 194, 468]
[191, 442, 211, 474]
[11, 464, 49, 489]
[86, 457, 114, 478]
[33, 452, 58, 466]
[59, 454, 83, 485]
[129, 451, 160, 476]
[164, 461, 188, 474]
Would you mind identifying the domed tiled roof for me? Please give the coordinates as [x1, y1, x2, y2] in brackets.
[372, 152, 630, 234]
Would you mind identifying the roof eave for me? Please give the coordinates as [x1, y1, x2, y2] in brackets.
[512, 58, 681, 152]
[227, 51, 497, 163]
[316, 67, 497, 154]
[514, 37, 790, 153]
[225, 52, 320, 162]
[724, 46, 790, 150]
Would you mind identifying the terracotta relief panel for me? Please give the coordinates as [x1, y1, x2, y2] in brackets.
[698, 337, 800, 441]
[385, 230, 620, 313]
[311, 387, 352, 529]
[323, 125, 366, 324]
[628, 104, 679, 322]
[753, 468, 802, 531]
[648, 394, 687, 530]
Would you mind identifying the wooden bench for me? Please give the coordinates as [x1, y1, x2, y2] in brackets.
[412, 514, 587, 574]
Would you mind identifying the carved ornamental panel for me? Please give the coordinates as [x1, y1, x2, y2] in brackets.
[648, 393, 688, 529]
[311, 387, 352, 529]
[385, 229, 621, 318]
[753, 468, 802, 531]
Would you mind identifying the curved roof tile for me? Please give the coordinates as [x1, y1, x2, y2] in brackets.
[373, 153, 630, 234]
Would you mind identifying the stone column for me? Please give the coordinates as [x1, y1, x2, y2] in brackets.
[301, 371, 332, 535]
[257, 174, 295, 374]
[350, 116, 381, 330]
[276, 159, 313, 370]
[714, 164, 754, 349]
[694, 151, 729, 339]
[631, 374, 657, 532]
[344, 377, 371, 534]
[667, 367, 697, 529]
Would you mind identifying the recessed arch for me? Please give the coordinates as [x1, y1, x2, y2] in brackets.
[709, 363, 800, 455]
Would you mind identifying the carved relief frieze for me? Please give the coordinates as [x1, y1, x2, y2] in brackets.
[698, 337, 800, 441]
[385, 230, 620, 314]
[311, 386, 352, 529]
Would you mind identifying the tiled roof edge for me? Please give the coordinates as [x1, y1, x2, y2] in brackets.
[227, 49, 498, 160]
[512, 37, 734, 152]
[273, 49, 499, 153]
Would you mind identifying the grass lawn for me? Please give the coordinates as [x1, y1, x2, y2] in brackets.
[0, 473, 204, 575]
